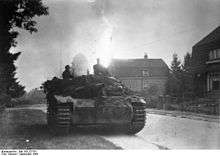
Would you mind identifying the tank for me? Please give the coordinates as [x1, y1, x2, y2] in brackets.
[42, 75, 147, 135]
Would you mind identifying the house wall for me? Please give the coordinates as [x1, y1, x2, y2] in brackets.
[119, 77, 142, 91]
[108, 58, 169, 95]
[193, 73, 207, 97]
[118, 76, 167, 95]
[142, 77, 167, 95]
[192, 40, 220, 74]
[192, 39, 220, 97]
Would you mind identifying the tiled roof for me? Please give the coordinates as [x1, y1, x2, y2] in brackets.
[108, 58, 169, 77]
[194, 26, 220, 47]
[109, 58, 168, 67]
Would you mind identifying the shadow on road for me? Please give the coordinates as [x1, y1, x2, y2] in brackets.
[23, 123, 130, 137]
[0, 109, 121, 149]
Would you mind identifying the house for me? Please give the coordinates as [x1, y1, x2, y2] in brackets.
[108, 55, 169, 95]
[192, 26, 220, 98]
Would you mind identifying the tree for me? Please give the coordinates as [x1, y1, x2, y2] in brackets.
[171, 53, 182, 74]
[181, 52, 194, 97]
[25, 88, 46, 104]
[0, 0, 48, 98]
[165, 53, 182, 97]
[166, 52, 194, 99]
[182, 52, 192, 72]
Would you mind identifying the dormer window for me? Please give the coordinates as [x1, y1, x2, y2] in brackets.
[209, 49, 220, 60]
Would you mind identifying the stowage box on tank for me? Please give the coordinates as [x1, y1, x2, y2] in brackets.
[42, 75, 147, 135]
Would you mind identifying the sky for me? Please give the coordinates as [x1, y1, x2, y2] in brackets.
[14, 0, 220, 91]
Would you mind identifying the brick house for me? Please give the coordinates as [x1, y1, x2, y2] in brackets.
[108, 55, 169, 95]
[192, 26, 220, 98]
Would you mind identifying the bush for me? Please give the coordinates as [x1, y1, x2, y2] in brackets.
[174, 98, 219, 115]
[3, 88, 47, 108]
[0, 93, 10, 110]
[146, 95, 219, 115]
[145, 96, 158, 108]
[9, 98, 31, 107]
[20, 88, 46, 105]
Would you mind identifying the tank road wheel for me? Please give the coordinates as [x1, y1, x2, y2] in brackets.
[48, 103, 71, 135]
[127, 102, 146, 135]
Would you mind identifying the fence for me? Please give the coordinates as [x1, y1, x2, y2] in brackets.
[145, 95, 220, 115]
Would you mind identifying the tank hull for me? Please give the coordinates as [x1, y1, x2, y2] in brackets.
[52, 95, 133, 125]
[47, 95, 146, 135]
[43, 75, 147, 135]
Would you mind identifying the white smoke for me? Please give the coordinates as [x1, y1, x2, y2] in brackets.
[68, 0, 115, 73]
[71, 53, 89, 76]
[90, 0, 115, 67]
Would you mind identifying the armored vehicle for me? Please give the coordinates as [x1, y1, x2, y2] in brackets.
[42, 75, 147, 135]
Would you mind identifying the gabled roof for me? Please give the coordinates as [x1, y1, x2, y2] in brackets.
[109, 58, 168, 68]
[108, 58, 169, 77]
[194, 26, 220, 47]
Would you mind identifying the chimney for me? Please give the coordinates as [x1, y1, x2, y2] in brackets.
[144, 53, 148, 59]
[97, 58, 100, 65]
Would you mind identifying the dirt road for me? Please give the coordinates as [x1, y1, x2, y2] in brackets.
[103, 110, 220, 149]
[0, 106, 120, 149]
[2, 104, 219, 149]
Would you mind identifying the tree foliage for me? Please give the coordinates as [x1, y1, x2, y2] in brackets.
[0, 0, 48, 98]
[165, 53, 194, 98]
[166, 53, 182, 96]
[171, 53, 182, 74]
[181, 52, 194, 95]
[24, 88, 46, 104]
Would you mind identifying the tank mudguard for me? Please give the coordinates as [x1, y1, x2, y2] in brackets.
[126, 96, 146, 106]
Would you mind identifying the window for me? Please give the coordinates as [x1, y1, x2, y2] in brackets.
[213, 80, 220, 90]
[209, 51, 212, 60]
[143, 80, 149, 90]
[209, 49, 220, 60]
[142, 70, 150, 77]
[216, 49, 220, 58]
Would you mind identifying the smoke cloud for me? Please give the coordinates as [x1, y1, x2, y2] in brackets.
[14, 0, 220, 91]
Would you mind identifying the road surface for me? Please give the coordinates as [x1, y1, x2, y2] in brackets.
[1, 104, 220, 149]
[103, 112, 220, 149]
[0, 105, 120, 149]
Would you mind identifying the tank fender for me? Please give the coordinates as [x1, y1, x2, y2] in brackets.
[54, 95, 96, 108]
[54, 95, 77, 104]
[126, 96, 146, 107]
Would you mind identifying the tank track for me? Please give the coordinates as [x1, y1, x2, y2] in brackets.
[127, 102, 146, 134]
[47, 103, 71, 135]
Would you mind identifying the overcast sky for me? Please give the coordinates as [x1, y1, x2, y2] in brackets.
[14, 0, 220, 91]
